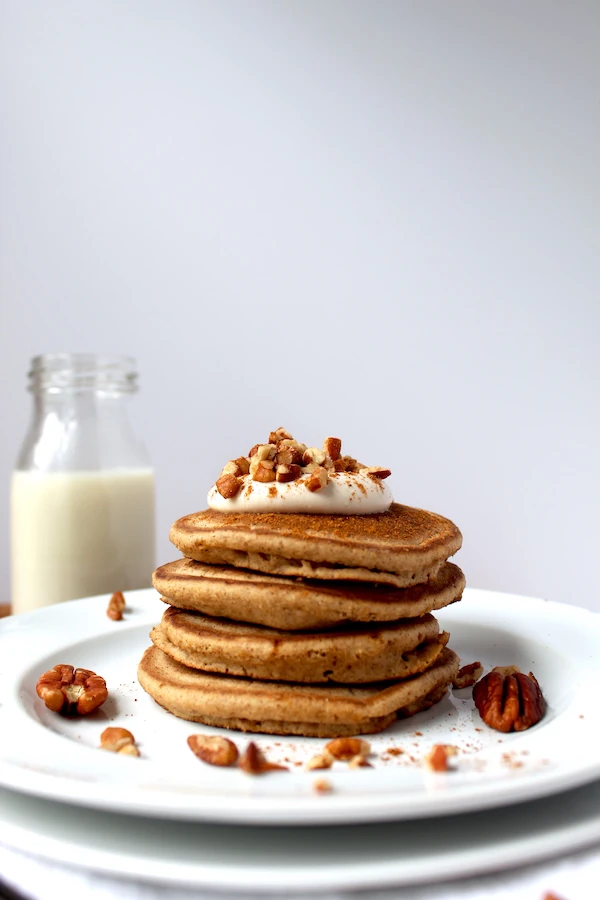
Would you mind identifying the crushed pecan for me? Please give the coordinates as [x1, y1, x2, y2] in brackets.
[36, 665, 108, 716]
[473, 670, 545, 733]
[269, 427, 293, 443]
[491, 665, 521, 677]
[106, 591, 126, 621]
[252, 460, 276, 483]
[423, 744, 457, 772]
[363, 465, 392, 479]
[322, 437, 342, 460]
[216, 473, 242, 498]
[312, 777, 333, 794]
[239, 742, 288, 775]
[276, 463, 302, 483]
[347, 754, 373, 769]
[217, 431, 391, 495]
[306, 465, 329, 492]
[188, 734, 239, 767]
[100, 727, 139, 756]
[452, 661, 483, 689]
[325, 737, 371, 761]
[305, 752, 334, 771]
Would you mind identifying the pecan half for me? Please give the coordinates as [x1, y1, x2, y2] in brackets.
[473, 670, 545, 733]
[106, 591, 126, 621]
[188, 734, 239, 767]
[239, 742, 288, 775]
[36, 665, 108, 716]
[452, 661, 483, 689]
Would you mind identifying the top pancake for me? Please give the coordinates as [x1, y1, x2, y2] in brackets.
[169, 502, 462, 587]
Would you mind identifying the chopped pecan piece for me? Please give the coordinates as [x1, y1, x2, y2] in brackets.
[106, 591, 126, 621]
[269, 427, 293, 443]
[492, 665, 521, 677]
[239, 742, 288, 775]
[363, 465, 392, 479]
[36, 665, 108, 716]
[312, 777, 333, 794]
[306, 465, 329, 492]
[188, 734, 239, 766]
[325, 737, 371, 760]
[276, 463, 302, 483]
[452, 661, 483, 689]
[275, 446, 303, 467]
[302, 447, 327, 466]
[252, 460, 276, 483]
[333, 455, 359, 473]
[473, 670, 545, 733]
[253, 444, 277, 463]
[305, 752, 334, 771]
[424, 744, 457, 772]
[322, 437, 342, 461]
[216, 473, 242, 498]
[220, 459, 248, 478]
[347, 754, 373, 769]
[233, 456, 250, 475]
[100, 727, 139, 756]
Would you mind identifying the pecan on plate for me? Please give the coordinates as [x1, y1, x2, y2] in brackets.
[36, 665, 108, 716]
[106, 591, 126, 621]
[325, 737, 371, 761]
[239, 742, 288, 775]
[188, 734, 239, 767]
[100, 726, 140, 756]
[452, 661, 484, 690]
[473, 670, 545, 733]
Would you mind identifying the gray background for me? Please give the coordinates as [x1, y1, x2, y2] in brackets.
[1, 1, 598, 609]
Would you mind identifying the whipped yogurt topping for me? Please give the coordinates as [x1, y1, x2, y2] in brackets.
[208, 471, 393, 514]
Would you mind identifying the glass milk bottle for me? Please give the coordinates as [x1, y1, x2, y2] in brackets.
[11, 354, 155, 614]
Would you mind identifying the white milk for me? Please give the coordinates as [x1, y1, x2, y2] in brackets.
[11, 468, 155, 614]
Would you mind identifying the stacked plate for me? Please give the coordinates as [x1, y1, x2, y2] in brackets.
[1, 588, 600, 892]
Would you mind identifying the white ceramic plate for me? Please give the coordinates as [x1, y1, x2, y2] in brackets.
[1, 588, 599, 825]
[1, 779, 600, 891]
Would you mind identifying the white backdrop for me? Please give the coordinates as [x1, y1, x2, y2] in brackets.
[1, 1, 598, 609]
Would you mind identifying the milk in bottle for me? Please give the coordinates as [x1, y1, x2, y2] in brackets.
[10, 354, 155, 614]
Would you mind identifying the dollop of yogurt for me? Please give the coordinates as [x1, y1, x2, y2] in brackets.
[207, 471, 393, 514]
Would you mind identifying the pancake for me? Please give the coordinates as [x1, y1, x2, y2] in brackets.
[137, 645, 460, 737]
[169, 503, 462, 588]
[150, 607, 448, 683]
[153, 559, 465, 630]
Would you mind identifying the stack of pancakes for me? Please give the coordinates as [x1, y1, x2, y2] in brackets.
[138, 503, 464, 738]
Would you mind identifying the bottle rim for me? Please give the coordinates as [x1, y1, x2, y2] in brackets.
[28, 353, 139, 393]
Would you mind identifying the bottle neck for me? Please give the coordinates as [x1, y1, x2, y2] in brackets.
[29, 353, 138, 395]
[17, 355, 150, 472]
